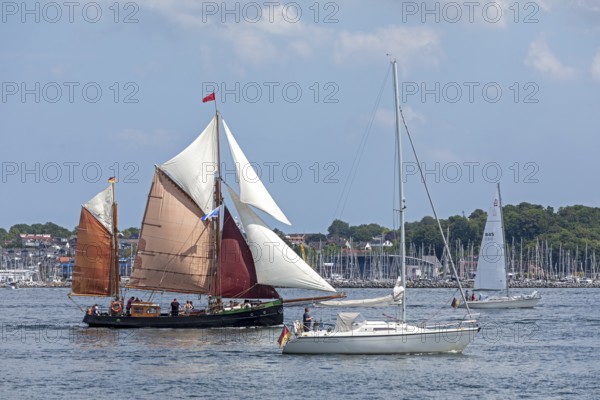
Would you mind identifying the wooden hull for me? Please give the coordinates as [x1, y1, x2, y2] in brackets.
[83, 300, 283, 328]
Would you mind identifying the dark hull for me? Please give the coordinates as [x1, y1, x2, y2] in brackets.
[83, 300, 283, 328]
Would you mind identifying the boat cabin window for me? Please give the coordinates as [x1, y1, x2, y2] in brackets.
[131, 304, 161, 317]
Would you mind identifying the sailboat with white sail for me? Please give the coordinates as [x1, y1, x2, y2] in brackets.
[466, 184, 541, 309]
[70, 110, 340, 328]
[281, 60, 479, 354]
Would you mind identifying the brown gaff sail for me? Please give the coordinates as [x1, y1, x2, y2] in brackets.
[128, 167, 215, 294]
[71, 186, 115, 297]
[212, 206, 279, 299]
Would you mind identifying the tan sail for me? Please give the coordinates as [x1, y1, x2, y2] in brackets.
[128, 167, 215, 294]
[71, 186, 115, 296]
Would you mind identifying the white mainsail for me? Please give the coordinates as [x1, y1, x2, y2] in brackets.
[83, 185, 114, 232]
[222, 119, 291, 225]
[474, 186, 507, 291]
[161, 116, 218, 213]
[228, 187, 335, 292]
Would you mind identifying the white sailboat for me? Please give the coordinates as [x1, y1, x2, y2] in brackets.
[466, 184, 541, 309]
[281, 60, 479, 354]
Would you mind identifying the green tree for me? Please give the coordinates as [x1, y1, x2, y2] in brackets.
[121, 227, 140, 239]
[351, 223, 388, 242]
[327, 219, 351, 238]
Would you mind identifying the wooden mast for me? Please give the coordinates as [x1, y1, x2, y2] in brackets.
[214, 109, 222, 298]
[111, 181, 120, 300]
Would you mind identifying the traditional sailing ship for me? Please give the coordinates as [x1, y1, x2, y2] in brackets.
[465, 184, 541, 309]
[70, 110, 339, 328]
[281, 60, 479, 354]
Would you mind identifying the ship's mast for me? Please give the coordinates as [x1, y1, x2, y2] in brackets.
[498, 183, 509, 297]
[214, 109, 222, 297]
[392, 59, 407, 322]
[111, 181, 120, 300]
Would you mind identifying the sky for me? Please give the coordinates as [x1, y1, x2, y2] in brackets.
[1, 0, 600, 234]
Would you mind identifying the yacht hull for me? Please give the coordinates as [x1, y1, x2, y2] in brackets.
[283, 322, 480, 355]
[464, 292, 541, 309]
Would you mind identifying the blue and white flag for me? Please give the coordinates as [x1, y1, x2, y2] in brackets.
[201, 206, 220, 221]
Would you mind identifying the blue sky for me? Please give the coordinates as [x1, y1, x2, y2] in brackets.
[1, 0, 600, 234]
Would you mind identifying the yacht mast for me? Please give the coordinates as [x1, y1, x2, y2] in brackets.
[497, 183, 509, 297]
[392, 59, 406, 322]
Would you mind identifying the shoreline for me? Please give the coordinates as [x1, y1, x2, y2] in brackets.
[332, 280, 600, 289]
[5, 281, 599, 290]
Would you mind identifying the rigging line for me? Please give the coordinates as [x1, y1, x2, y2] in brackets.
[397, 101, 474, 319]
[333, 64, 392, 220]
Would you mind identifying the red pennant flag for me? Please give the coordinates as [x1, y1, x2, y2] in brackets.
[202, 92, 216, 103]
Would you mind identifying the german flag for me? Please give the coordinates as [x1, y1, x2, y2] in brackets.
[278, 325, 292, 348]
[108, 176, 117, 183]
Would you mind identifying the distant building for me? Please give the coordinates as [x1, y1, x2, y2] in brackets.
[285, 234, 306, 246]
[365, 238, 393, 250]
[20, 234, 53, 247]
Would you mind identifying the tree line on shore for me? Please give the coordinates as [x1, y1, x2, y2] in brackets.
[317, 203, 600, 267]
[2, 203, 600, 266]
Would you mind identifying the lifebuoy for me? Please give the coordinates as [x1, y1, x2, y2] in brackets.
[111, 301, 123, 314]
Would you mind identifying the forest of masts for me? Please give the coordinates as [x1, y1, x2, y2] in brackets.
[2, 238, 598, 284]
[304, 238, 600, 283]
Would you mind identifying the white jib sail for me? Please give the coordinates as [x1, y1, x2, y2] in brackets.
[161, 116, 218, 212]
[83, 185, 114, 232]
[222, 119, 291, 225]
[474, 186, 507, 291]
[228, 187, 334, 292]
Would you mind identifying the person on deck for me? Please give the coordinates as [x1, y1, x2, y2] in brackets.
[184, 300, 192, 315]
[171, 299, 180, 317]
[303, 307, 312, 332]
[126, 296, 135, 316]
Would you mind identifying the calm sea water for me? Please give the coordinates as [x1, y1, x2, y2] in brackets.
[0, 287, 598, 399]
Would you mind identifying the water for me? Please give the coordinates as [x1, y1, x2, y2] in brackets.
[1, 288, 598, 399]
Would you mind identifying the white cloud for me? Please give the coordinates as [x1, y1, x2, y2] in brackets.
[225, 28, 279, 66]
[575, 0, 600, 13]
[334, 26, 439, 67]
[141, 2, 438, 70]
[116, 128, 175, 148]
[591, 50, 600, 82]
[524, 38, 577, 81]
[402, 106, 426, 124]
[375, 109, 395, 129]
